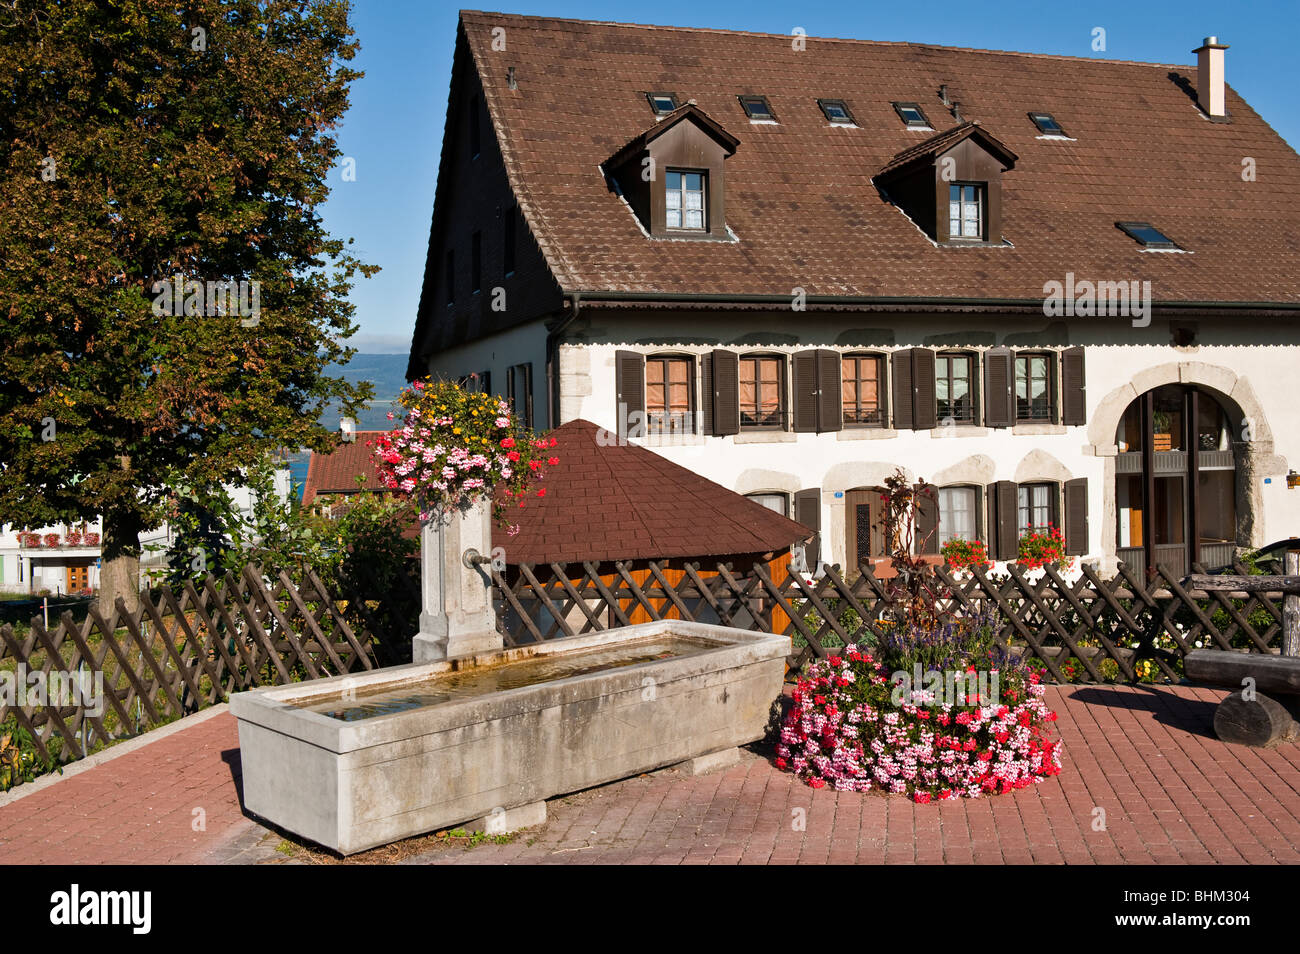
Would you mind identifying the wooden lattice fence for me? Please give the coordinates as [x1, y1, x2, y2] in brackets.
[0, 563, 418, 770]
[492, 559, 1289, 680]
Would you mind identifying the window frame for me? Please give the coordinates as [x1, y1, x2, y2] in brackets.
[646, 91, 679, 115]
[738, 352, 787, 431]
[1028, 111, 1067, 136]
[738, 95, 776, 121]
[935, 351, 978, 425]
[664, 168, 708, 232]
[1116, 221, 1180, 250]
[937, 485, 980, 548]
[506, 362, 533, 430]
[841, 352, 887, 428]
[817, 98, 856, 125]
[892, 101, 932, 128]
[643, 353, 696, 435]
[947, 181, 986, 242]
[1014, 351, 1056, 423]
[1017, 482, 1060, 537]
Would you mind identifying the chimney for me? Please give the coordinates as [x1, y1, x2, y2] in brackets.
[1193, 36, 1229, 118]
[951, 102, 963, 122]
[340, 417, 356, 442]
[938, 84, 950, 107]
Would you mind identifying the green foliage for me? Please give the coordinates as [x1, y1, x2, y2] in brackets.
[0, 1, 375, 588]
[0, 720, 61, 791]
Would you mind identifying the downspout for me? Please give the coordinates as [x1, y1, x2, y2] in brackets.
[545, 292, 581, 428]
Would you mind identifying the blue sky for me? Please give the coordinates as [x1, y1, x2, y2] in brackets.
[327, 0, 1300, 353]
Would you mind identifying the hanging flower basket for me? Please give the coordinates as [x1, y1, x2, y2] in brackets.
[368, 378, 558, 532]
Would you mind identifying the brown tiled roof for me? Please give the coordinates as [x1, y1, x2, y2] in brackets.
[301, 433, 386, 505]
[605, 102, 740, 169]
[496, 419, 812, 564]
[463, 11, 1300, 306]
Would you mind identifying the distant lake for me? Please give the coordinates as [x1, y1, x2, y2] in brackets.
[284, 352, 409, 501]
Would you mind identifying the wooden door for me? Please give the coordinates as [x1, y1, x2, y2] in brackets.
[844, 489, 884, 578]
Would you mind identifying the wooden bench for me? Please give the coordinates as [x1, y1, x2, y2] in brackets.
[1183, 554, 1300, 747]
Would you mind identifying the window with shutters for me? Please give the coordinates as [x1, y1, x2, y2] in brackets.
[936, 352, 976, 424]
[1015, 352, 1054, 422]
[938, 487, 978, 546]
[645, 355, 694, 435]
[745, 492, 788, 517]
[841, 353, 884, 426]
[739, 354, 784, 428]
[664, 170, 707, 230]
[507, 362, 533, 429]
[1017, 483, 1057, 535]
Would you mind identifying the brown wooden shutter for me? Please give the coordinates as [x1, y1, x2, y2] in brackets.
[700, 352, 714, 436]
[983, 347, 1014, 428]
[891, 349, 913, 430]
[792, 350, 818, 432]
[711, 350, 739, 435]
[992, 480, 1019, 561]
[794, 488, 821, 568]
[1064, 477, 1088, 555]
[1061, 346, 1086, 425]
[915, 483, 939, 555]
[615, 351, 644, 429]
[912, 348, 937, 429]
[816, 349, 843, 432]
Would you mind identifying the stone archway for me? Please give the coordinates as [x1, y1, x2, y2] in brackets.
[1087, 361, 1285, 570]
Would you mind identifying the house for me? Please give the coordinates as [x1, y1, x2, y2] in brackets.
[407, 12, 1300, 577]
[301, 431, 387, 512]
[0, 470, 291, 595]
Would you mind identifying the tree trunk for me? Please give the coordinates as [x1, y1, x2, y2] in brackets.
[99, 509, 142, 618]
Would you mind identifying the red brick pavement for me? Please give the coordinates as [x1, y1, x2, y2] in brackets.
[2, 684, 1299, 865]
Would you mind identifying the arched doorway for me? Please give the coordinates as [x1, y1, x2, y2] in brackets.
[1115, 384, 1238, 574]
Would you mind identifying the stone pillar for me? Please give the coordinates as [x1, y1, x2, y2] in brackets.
[412, 499, 502, 662]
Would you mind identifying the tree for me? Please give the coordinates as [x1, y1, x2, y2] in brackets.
[0, 1, 376, 613]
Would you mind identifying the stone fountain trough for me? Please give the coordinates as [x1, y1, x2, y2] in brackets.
[230, 620, 790, 855]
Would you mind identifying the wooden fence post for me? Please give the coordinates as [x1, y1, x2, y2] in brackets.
[1286, 549, 1300, 657]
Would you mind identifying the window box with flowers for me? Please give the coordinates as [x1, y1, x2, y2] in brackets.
[66, 531, 83, 546]
[43, 533, 61, 547]
[1017, 525, 1072, 572]
[84, 532, 100, 546]
[941, 538, 990, 577]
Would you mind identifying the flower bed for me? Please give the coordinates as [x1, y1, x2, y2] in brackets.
[777, 634, 1062, 801]
[776, 470, 1062, 802]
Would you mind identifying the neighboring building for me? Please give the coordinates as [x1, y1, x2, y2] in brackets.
[407, 13, 1300, 577]
[0, 470, 290, 595]
[301, 431, 386, 513]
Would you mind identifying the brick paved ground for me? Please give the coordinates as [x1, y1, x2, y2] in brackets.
[2, 683, 1299, 865]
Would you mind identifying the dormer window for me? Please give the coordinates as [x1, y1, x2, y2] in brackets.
[948, 183, 985, 240]
[1029, 111, 1067, 137]
[646, 92, 678, 115]
[602, 103, 738, 240]
[1117, 221, 1179, 249]
[817, 99, 855, 125]
[892, 102, 931, 128]
[665, 170, 706, 230]
[739, 95, 775, 121]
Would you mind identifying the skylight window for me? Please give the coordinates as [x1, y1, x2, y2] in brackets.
[817, 99, 855, 125]
[647, 92, 678, 115]
[1029, 111, 1067, 136]
[892, 102, 931, 128]
[1117, 221, 1179, 249]
[738, 95, 775, 121]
